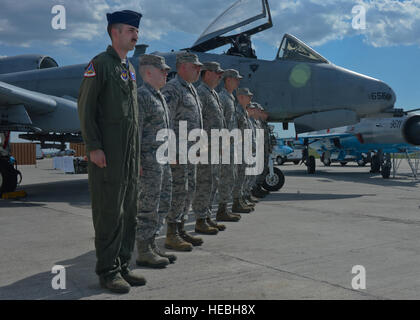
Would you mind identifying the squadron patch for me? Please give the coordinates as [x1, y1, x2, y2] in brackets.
[121, 69, 128, 81]
[129, 71, 136, 81]
[84, 62, 96, 78]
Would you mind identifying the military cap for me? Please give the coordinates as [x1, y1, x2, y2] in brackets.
[236, 87, 253, 96]
[252, 102, 265, 111]
[140, 54, 170, 70]
[176, 52, 203, 66]
[223, 69, 243, 79]
[202, 61, 224, 73]
[106, 10, 142, 28]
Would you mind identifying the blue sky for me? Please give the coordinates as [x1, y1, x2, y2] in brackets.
[1, 0, 420, 139]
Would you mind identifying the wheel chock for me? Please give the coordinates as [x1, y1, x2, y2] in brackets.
[1, 190, 27, 199]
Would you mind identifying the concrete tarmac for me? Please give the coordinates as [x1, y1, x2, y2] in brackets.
[1, 158, 420, 300]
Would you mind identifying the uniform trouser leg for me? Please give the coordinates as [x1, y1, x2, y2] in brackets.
[218, 163, 235, 204]
[207, 163, 221, 217]
[156, 164, 172, 235]
[182, 163, 197, 221]
[89, 159, 138, 278]
[136, 161, 172, 241]
[167, 164, 188, 224]
[232, 163, 246, 199]
[257, 153, 269, 185]
[192, 163, 212, 220]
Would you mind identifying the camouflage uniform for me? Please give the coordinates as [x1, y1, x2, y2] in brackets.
[218, 88, 238, 204]
[136, 82, 172, 241]
[232, 103, 252, 199]
[256, 119, 271, 186]
[162, 74, 203, 223]
[192, 82, 226, 219]
[244, 113, 258, 196]
[78, 45, 140, 279]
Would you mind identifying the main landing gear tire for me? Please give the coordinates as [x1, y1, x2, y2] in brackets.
[307, 156, 316, 174]
[262, 167, 285, 191]
[0, 158, 19, 195]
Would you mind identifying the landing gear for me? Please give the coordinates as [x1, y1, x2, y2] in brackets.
[381, 153, 391, 179]
[262, 157, 285, 191]
[321, 152, 331, 166]
[370, 154, 381, 173]
[307, 156, 316, 174]
[340, 161, 348, 166]
[302, 140, 316, 174]
[0, 157, 20, 195]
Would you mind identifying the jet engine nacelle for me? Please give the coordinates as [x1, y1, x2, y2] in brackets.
[0, 55, 58, 75]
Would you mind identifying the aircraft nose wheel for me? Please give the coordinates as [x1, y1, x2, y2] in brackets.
[262, 167, 285, 191]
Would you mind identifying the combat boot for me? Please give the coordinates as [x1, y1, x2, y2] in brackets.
[241, 196, 255, 207]
[251, 187, 266, 198]
[247, 194, 259, 203]
[136, 239, 170, 268]
[206, 217, 226, 231]
[121, 267, 147, 287]
[216, 203, 241, 222]
[178, 222, 204, 246]
[151, 235, 177, 264]
[232, 198, 251, 213]
[99, 272, 131, 294]
[165, 223, 193, 251]
[195, 218, 219, 235]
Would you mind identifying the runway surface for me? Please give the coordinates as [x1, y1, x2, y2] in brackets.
[1, 158, 419, 300]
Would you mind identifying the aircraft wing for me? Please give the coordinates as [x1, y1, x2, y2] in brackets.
[0, 81, 79, 133]
[299, 132, 353, 141]
[0, 81, 57, 115]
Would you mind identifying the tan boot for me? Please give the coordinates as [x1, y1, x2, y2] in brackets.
[178, 221, 204, 246]
[232, 198, 251, 213]
[165, 223, 193, 251]
[206, 217, 226, 231]
[151, 235, 177, 264]
[195, 218, 218, 235]
[216, 203, 241, 222]
[136, 239, 170, 268]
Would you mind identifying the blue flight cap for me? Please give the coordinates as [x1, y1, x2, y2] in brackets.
[106, 10, 142, 28]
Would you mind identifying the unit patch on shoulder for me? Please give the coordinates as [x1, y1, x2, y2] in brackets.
[84, 61, 96, 78]
[121, 69, 128, 81]
[129, 71, 136, 81]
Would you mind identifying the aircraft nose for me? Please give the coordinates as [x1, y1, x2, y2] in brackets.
[403, 115, 420, 145]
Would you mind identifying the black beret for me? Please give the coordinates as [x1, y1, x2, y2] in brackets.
[106, 10, 142, 28]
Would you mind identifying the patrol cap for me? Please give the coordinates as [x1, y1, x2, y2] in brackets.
[176, 52, 203, 66]
[202, 61, 224, 73]
[139, 54, 170, 71]
[223, 69, 243, 79]
[106, 10, 142, 28]
[236, 87, 253, 96]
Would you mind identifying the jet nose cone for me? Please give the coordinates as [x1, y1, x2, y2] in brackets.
[403, 115, 420, 145]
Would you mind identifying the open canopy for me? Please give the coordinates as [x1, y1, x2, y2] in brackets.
[190, 0, 272, 52]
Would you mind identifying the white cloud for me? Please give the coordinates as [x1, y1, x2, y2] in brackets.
[0, 0, 419, 49]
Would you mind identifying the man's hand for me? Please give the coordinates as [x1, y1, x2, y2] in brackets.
[90, 149, 107, 168]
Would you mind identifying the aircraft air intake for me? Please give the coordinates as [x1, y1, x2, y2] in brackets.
[0, 55, 58, 75]
[403, 115, 420, 146]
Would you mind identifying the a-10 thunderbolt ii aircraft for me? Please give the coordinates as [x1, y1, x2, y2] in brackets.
[296, 111, 420, 178]
[0, 0, 399, 192]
